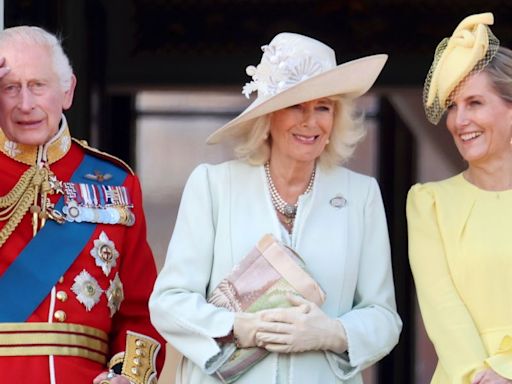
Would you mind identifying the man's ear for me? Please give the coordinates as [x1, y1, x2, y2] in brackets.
[62, 74, 77, 110]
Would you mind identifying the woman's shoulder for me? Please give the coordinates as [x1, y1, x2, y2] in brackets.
[188, 159, 259, 183]
[407, 174, 472, 219]
[194, 159, 257, 173]
[319, 167, 382, 207]
[324, 166, 377, 187]
[408, 173, 464, 201]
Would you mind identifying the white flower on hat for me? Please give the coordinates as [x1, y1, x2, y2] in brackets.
[242, 41, 325, 99]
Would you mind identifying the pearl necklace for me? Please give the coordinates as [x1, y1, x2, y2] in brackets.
[264, 162, 316, 224]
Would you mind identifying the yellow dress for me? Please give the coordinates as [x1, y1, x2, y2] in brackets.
[407, 173, 512, 384]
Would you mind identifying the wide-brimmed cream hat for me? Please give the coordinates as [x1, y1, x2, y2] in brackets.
[206, 32, 388, 144]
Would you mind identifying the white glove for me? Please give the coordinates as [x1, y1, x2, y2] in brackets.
[254, 294, 348, 354]
[233, 312, 267, 348]
[233, 304, 309, 348]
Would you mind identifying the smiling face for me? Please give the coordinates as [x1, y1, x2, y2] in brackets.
[446, 71, 512, 166]
[0, 41, 76, 146]
[269, 98, 335, 166]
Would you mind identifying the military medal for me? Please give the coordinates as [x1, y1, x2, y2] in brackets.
[71, 270, 103, 311]
[106, 273, 124, 317]
[61, 181, 135, 226]
[90, 231, 119, 276]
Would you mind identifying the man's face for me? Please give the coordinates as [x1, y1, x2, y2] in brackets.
[0, 41, 75, 146]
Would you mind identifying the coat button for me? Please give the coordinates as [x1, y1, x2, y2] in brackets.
[56, 291, 68, 302]
[54, 310, 67, 322]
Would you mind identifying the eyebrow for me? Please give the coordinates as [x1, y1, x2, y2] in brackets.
[452, 93, 483, 103]
[464, 94, 484, 100]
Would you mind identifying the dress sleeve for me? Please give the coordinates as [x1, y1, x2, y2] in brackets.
[407, 183, 487, 383]
[149, 164, 235, 374]
[326, 178, 402, 379]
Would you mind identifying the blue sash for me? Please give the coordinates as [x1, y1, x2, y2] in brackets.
[0, 154, 128, 322]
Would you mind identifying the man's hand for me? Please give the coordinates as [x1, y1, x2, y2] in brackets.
[0, 57, 10, 79]
[255, 294, 348, 354]
[472, 369, 512, 384]
[93, 371, 131, 384]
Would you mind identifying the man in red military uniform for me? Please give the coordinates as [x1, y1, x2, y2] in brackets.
[0, 26, 165, 383]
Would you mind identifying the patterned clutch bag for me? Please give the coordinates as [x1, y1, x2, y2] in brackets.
[207, 233, 326, 383]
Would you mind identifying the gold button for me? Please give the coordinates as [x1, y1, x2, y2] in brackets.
[56, 291, 68, 302]
[132, 357, 141, 366]
[135, 339, 145, 348]
[135, 348, 145, 357]
[54, 310, 66, 322]
[131, 367, 139, 375]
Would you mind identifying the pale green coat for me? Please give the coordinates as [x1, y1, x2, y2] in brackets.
[149, 160, 401, 383]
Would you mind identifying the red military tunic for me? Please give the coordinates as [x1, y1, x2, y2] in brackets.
[0, 119, 165, 383]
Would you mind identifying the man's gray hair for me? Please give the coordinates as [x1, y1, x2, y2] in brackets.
[0, 26, 73, 91]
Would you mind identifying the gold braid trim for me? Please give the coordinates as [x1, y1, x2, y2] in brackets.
[0, 166, 37, 208]
[0, 322, 109, 364]
[0, 166, 51, 248]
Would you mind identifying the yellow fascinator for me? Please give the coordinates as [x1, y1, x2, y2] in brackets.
[423, 12, 499, 124]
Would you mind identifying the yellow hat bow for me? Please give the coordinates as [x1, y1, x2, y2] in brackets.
[424, 12, 499, 124]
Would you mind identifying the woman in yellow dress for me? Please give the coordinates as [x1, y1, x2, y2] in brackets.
[407, 12, 512, 384]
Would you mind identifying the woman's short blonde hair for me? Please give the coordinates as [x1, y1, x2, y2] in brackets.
[234, 96, 366, 168]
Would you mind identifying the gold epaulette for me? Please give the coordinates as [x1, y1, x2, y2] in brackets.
[108, 331, 161, 384]
[72, 138, 134, 176]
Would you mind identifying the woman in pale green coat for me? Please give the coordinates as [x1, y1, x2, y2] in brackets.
[150, 32, 401, 383]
